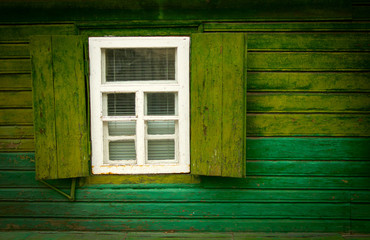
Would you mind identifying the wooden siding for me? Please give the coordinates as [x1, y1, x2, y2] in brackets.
[0, 1, 370, 234]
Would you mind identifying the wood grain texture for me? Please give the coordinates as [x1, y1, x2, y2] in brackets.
[52, 36, 89, 179]
[248, 52, 370, 71]
[204, 22, 370, 32]
[247, 93, 370, 113]
[0, 218, 350, 232]
[0, 91, 32, 108]
[0, 188, 351, 203]
[247, 114, 370, 136]
[246, 138, 370, 160]
[0, 59, 30, 73]
[0, 126, 34, 139]
[247, 72, 370, 92]
[0, 139, 34, 152]
[30, 35, 89, 180]
[247, 33, 370, 51]
[0, 24, 76, 41]
[0, 0, 351, 22]
[191, 33, 246, 178]
[0, 43, 29, 58]
[0, 202, 350, 219]
[0, 74, 31, 90]
[0, 109, 33, 124]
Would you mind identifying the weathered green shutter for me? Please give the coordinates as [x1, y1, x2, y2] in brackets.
[30, 35, 89, 180]
[191, 33, 247, 178]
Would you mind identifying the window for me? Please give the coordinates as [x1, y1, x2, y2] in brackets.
[89, 37, 190, 174]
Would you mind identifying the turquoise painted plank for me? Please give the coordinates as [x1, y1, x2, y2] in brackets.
[0, 202, 350, 218]
[201, 176, 370, 189]
[0, 218, 350, 232]
[246, 138, 370, 160]
[0, 188, 350, 203]
[0, 152, 34, 170]
[1, 170, 369, 189]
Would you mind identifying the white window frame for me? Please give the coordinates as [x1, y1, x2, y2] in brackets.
[89, 37, 190, 174]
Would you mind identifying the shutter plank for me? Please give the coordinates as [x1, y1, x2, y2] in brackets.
[30, 36, 89, 180]
[191, 33, 246, 178]
[52, 36, 89, 179]
[30, 36, 57, 180]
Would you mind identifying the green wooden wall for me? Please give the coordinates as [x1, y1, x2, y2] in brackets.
[0, 0, 370, 233]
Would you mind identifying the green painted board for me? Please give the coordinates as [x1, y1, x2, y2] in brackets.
[0, 91, 32, 108]
[0, 59, 30, 73]
[204, 22, 370, 32]
[248, 52, 370, 71]
[247, 93, 370, 113]
[0, 24, 76, 41]
[201, 176, 370, 189]
[247, 33, 370, 51]
[351, 204, 370, 219]
[0, 74, 31, 90]
[0, 152, 35, 170]
[245, 161, 370, 176]
[247, 114, 370, 136]
[0, 126, 34, 138]
[0, 0, 351, 22]
[0, 43, 29, 58]
[0, 139, 34, 152]
[191, 33, 246, 178]
[30, 35, 89, 180]
[246, 138, 370, 160]
[0, 171, 71, 188]
[247, 72, 370, 92]
[0, 218, 350, 232]
[351, 191, 370, 203]
[351, 220, 370, 233]
[0, 202, 350, 218]
[0, 188, 350, 203]
[0, 109, 33, 124]
[82, 27, 197, 37]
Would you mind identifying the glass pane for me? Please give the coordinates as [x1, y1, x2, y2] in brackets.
[108, 121, 136, 136]
[148, 140, 175, 160]
[105, 48, 176, 82]
[107, 93, 135, 116]
[109, 141, 136, 160]
[147, 121, 175, 135]
[146, 93, 176, 115]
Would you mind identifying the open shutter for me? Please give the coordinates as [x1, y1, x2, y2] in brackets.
[30, 35, 89, 180]
[191, 33, 247, 178]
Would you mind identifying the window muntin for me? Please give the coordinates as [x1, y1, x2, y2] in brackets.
[89, 37, 190, 174]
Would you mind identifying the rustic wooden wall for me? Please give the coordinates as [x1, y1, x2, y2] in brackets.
[0, 0, 369, 233]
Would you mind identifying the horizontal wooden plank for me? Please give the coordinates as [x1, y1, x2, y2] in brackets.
[0, 91, 32, 108]
[0, 188, 350, 203]
[351, 220, 370, 234]
[0, 43, 29, 58]
[0, 152, 34, 170]
[247, 72, 370, 92]
[246, 138, 370, 160]
[247, 114, 370, 136]
[353, 5, 370, 20]
[0, 24, 76, 41]
[248, 33, 370, 51]
[351, 191, 370, 203]
[351, 204, 370, 219]
[0, 74, 31, 90]
[246, 161, 370, 176]
[0, 0, 351, 22]
[0, 218, 350, 232]
[0, 109, 33, 124]
[0, 139, 34, 152]
[2, 170, 369, 189]
[0, 202, 350, 218]
[0, 59, 30, 73]
[0, 171, 70, 188]
[248, 52, 370, 71]
[201, 176, 370, 189]
[82, 27, 197, 37]
[247, 93, 370, 113]
[0, 126, 34, 139]
[204, 22, 370, 32]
